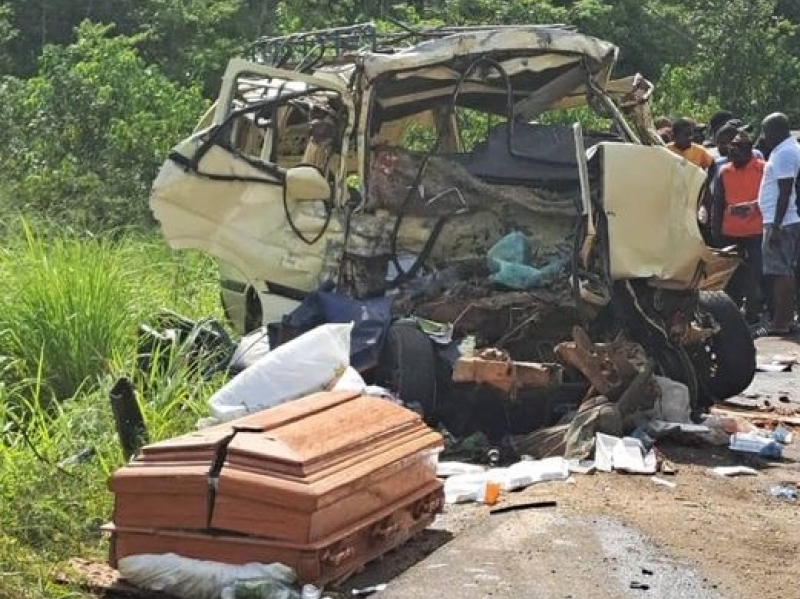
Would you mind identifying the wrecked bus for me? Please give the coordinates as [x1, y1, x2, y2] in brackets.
[150, 23, 756, 428]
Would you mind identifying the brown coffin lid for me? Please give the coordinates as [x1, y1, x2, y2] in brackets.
[215, 430, 442, 511]
[138, 391, 360, 463]
[136, 392, 429, 479]
[109, 463, 208, 493]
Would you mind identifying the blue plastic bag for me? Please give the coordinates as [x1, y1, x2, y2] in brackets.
[487, 232, 566, 290]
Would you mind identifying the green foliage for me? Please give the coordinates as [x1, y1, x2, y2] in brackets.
[0, 221, 222, 403]
[131, 0, 263, 93]
[654, 0, 800, 124]
[0, 227, 224, 598]
[0, 22, 209, 232]
[0, 3, 15, 71]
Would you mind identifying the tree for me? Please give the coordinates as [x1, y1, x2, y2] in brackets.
[2, 0, 267, 94]
[0, 3, 16, 72]
[654, 0, 800, 123]
[0, 22, 209, 231]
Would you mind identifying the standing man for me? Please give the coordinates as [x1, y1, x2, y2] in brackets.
[757, 113, 800, 336]
[667, 118, 714, 169]
[715, 132, 765, 324]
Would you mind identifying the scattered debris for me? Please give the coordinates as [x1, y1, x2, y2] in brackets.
[710, 405, 800, 428]
[729, 432, 783, 459]
[436, 462, 487, 478]
[651, 377, 691, 424]
[300, 583, 323, 599]
[770, 484, 798, 501]
[711, 466, 759, 477]
[452, 349, 563, 394]
[109, 377, 149, 461]
[350, 583, 388, 597]
[595, 434, 657, 474]
[650, 476, 677, 489]
[490, 500, 558, 515]
[657, 455, 679, 475]
[443, 457, 570, 504]
[567, 459, 597, 475]
[57, 446, 96, 469]
[756, 354, 798, 372]
[756, 362, 793, 373]
[772, 426, 794, 444]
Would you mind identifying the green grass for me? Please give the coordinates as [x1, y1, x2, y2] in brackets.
[0, 220, 229, 598]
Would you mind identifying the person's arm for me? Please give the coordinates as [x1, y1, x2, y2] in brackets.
[771, 150, 797, 227]
[766, 150, 797, 247]
[701, 146, 714, 169]
[711, 171, 726, 240]
[773, 178, 794, 227]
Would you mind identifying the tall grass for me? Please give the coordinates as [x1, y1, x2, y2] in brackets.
[0, 220, 228, 598]
[0, 222, 222, 404]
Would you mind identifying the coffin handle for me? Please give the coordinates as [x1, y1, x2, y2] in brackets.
[412, 494, 443, 520]
[371, 518, 401, 540]
[322, 545, 355, 567]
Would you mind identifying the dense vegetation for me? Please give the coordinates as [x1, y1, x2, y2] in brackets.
[1, 0, 800, 232]
[1, 1, 800, 597]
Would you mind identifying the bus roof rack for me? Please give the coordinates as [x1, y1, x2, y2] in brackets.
[248, 22, 576, 71]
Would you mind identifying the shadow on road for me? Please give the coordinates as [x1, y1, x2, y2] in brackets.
[340, 528, 455, 592]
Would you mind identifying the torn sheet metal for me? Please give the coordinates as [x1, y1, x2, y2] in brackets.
[361, 27, 617, 80]
[593, 143, 738, 289]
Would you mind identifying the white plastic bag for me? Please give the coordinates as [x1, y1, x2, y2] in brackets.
[209, 323, 352, 422]
[228, 326, 271, 372]
[500, 457, 570, 491]
[117, 554, 298, 599]
[443, 457, 570, 503]
[331, 365, 366, 393]
[436, 461, 487, 478]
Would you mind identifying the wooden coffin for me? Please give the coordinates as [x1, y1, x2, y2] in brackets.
[107, 390, 444, 584]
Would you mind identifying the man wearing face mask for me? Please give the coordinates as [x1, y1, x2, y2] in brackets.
[715, 131, 765, 324]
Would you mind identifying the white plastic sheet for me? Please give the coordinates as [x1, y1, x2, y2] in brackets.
[228, 326, 271, 372]
[443, 457, 570, 503]
[209, 323, 352, 422]
[595, 433, 657, 474]
[118, 554, 298, 599]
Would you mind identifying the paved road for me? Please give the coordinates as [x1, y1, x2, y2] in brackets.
[372, 511, 723, 599]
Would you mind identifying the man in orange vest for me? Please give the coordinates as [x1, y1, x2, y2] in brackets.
[715, 131, 765, 324]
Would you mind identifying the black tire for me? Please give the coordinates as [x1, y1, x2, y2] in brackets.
[692, 290, 756, 401]
[374, 321, 438, 423]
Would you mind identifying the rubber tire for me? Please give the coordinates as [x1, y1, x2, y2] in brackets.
[694, 290, 756, 401]
[374, 321, 438, 422]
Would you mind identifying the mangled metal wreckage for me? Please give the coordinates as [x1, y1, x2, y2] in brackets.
[150, 23, 756, 439]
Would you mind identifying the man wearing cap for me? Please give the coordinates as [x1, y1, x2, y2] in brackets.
[757, 112, 800, 335]
[715, 131, 765, 324]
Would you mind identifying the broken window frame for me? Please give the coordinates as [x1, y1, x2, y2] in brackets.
[204, 59, 357, 204]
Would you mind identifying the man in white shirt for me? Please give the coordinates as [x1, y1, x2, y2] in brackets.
[757, 112, 800, 335]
